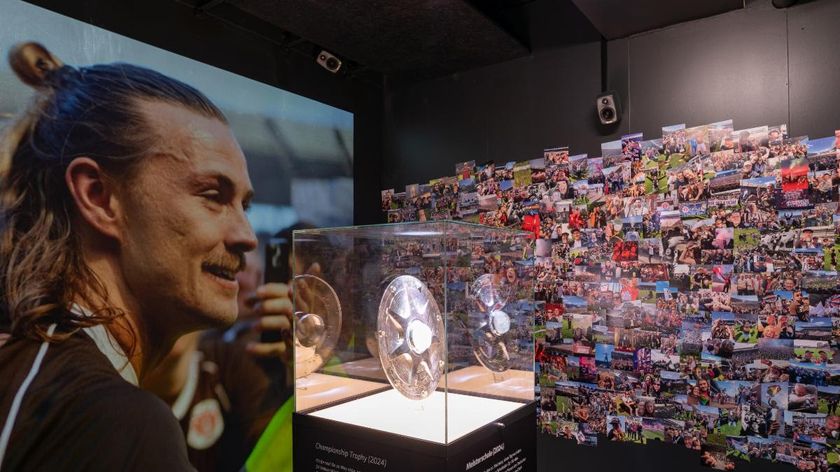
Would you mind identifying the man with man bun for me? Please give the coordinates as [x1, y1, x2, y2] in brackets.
[0, 42, 289, 471]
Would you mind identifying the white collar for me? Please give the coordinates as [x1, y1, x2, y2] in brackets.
[171, 350, 202, 420]
[72, 304, 139, 386]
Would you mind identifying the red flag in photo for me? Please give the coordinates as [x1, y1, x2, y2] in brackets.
[780, 158, 809, 191]
[522, 214, 540, 239]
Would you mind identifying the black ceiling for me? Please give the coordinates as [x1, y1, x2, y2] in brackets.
[196, 0, 531, 81]
[570, 0, 744, 40]
[153, 0, 748, 82]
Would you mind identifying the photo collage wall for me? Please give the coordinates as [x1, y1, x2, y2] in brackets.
[381, 121, 840, 471]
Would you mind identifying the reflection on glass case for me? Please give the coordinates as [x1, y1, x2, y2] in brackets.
[292, 221, 536, 447]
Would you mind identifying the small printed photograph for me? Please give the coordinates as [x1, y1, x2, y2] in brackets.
[475, 161, 496, 183]
[381, 188, 395, 211]
[496, 161, 515, 180]
[513, 160, 533, 187]
[733, 228, 760, 253]
[621, 132, 644, 160]
[569, 154, 589, 181]
[740, 174, 776, 204]
[746, 436, 778, 461]
[795, 318, 836, 342]
[700, 443, 734, 470]
[640, 138, 665, 161]
[530, 157, 547, 183]
[603, 163, 630, 193]
[612, 240, 638, 262]
[793, 339, 833, 363]
[725, 435, 750, 463]
[801, 272, 840, 295]
[823, 245, 840, 271]
[601, 139, 623, 158]
[680, 201, 708, 218]
[685, 124, 710, 157]
[733, 126, 769, 152]
[788, 383, 819, 413]
[595, 343, 616, 368]
[761, 382, 790, 409]
[606, 415, 627, 441]
[386, 209, 403, 223]
[708, 171, 741, 196]
[638, 238, 665, 263]
[705, 150, 740, 174]
[797, 226, 835, 250]
[455, 160, 476, 180]
[659, 210, 683, 232]
[575, 431, 599, 447]
[757, 338, 795, 360]
[730, 294, 759, 315]
[806, 136, 837, 171]
[774, 186, 813, 210]
[640, 417, 667, 441]
[817, 386, 840, 416]
[810, 169, 837, 204]
[457, 191, 478, 217]
[457, 176, 476, 194]
[769, 123, 788, 145]
[712, 380, 759, 406]
[783, 410, 827, 444]
[680, 321, 706, 355]
[699, 290, 732, 312]
[587, 157, 604, 184]
[540, 386, 558, 412]
[405, 182, 420, 200]
[708, 119, 735, 152]
[544, 146, 570, 166]
[478, 193, 499, 211]
[706, 190, 741, 211]
[662, 123, 687, 155]
[703, 337, 735, 360]
[623, 416, 646, 443]
[770, 135, 808, 164]
[640, 263, 669, 282]
[781, 158, 810, 192]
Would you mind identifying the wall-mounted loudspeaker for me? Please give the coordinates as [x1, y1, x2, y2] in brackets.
[316, 50, 342, 73]
[596, 91, 621, 125]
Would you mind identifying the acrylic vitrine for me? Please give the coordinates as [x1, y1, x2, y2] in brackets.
[291, 221, 536, 471]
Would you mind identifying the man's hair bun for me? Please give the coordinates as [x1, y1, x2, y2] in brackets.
[8, 42, 64, 89]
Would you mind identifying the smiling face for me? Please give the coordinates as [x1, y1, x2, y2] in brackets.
[118, 101, 257, 333]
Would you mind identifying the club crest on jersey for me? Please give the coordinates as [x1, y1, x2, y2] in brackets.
[187, 398, 224, 450]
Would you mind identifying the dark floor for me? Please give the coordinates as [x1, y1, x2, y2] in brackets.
[537, 432, 795, 472]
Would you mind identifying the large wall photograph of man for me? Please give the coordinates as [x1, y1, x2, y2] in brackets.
[0, 1, 353, 471]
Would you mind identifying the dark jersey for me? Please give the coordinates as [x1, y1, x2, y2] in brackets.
[0, 329, 194, 471]
[173, 334, 287, 472]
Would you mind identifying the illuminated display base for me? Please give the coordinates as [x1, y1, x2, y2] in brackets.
[310, 389, 522, 443]
[294, 398, 536, 472]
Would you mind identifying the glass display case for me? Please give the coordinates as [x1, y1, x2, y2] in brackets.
[292, 221, 536, 470]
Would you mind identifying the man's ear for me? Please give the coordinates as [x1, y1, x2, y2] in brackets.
[65, 157, 122, 241]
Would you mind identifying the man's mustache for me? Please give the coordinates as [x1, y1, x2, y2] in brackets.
[204, 252, 246, 273]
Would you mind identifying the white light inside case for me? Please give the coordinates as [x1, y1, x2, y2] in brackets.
[310, 389, 524, 443]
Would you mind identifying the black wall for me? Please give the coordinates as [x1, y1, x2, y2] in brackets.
[25, 0, 385, 225]
[381, 0, 840, 221]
